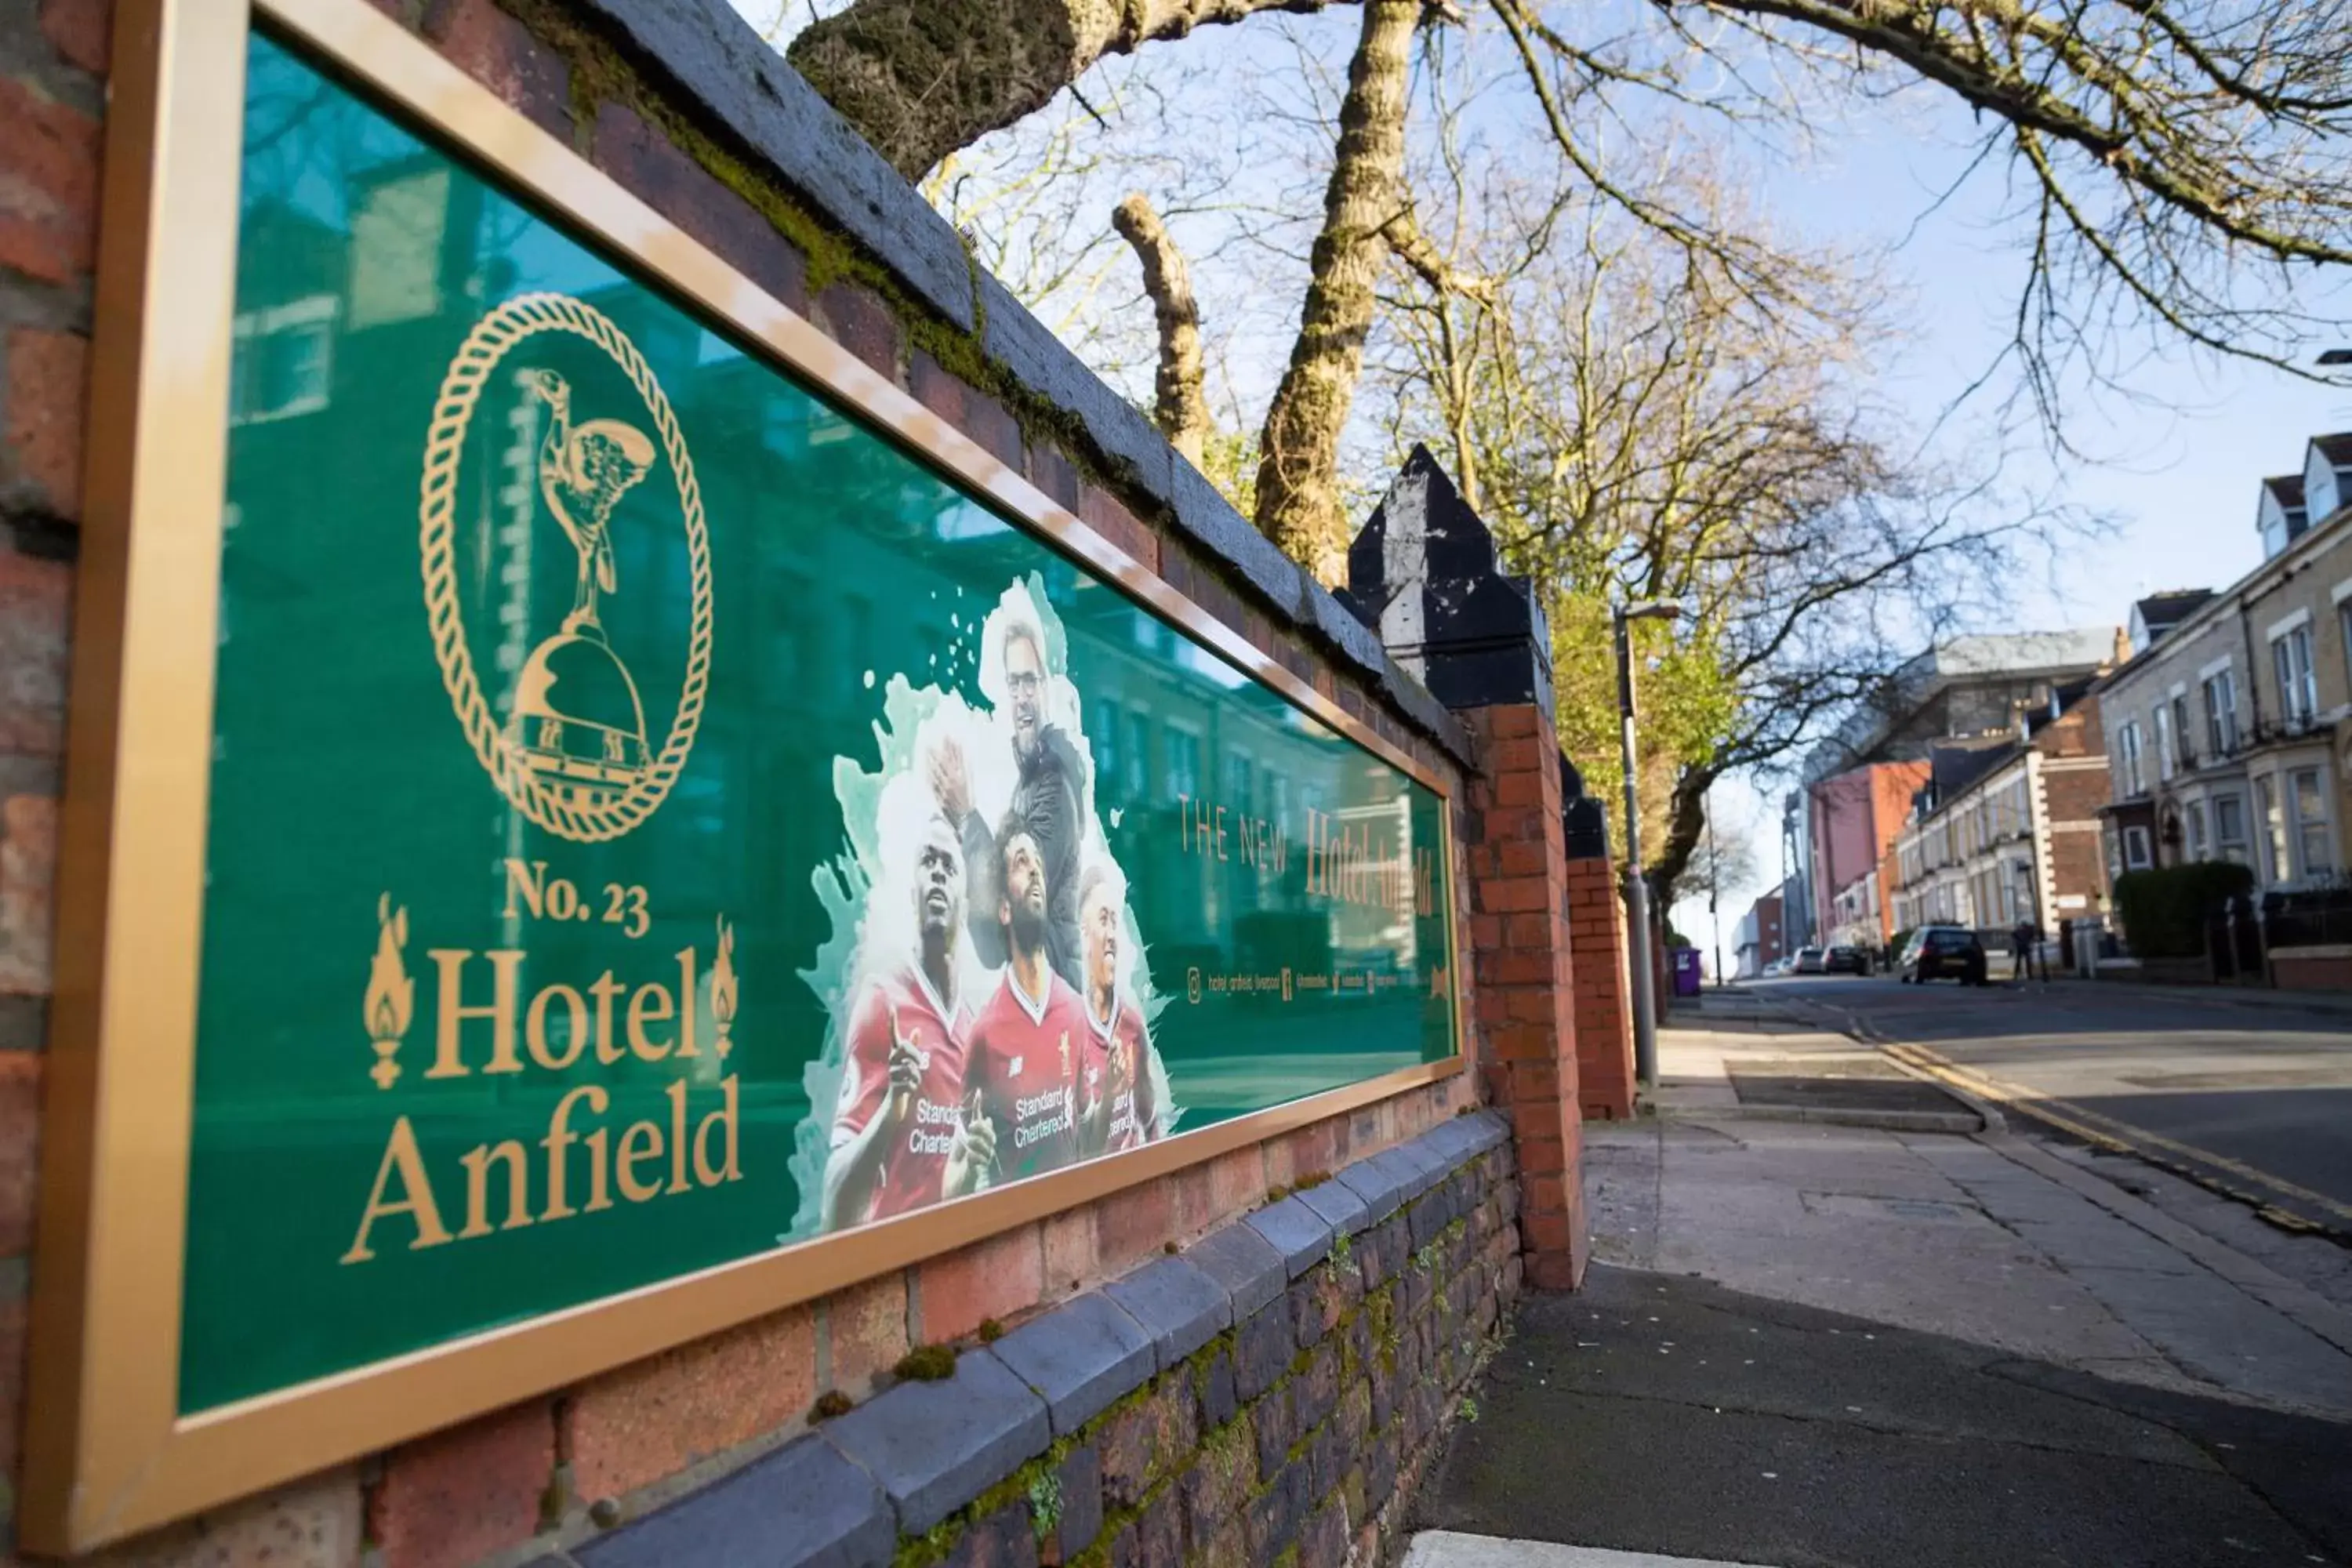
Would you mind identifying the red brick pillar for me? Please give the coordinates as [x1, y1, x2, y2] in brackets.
[1564, 856, 1635, 1120]
[1351, 447, 1590, 1292]
[1458, 703, 1589, 1290]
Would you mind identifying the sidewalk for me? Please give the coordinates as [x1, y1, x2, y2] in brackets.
[1651, 988, 1986, 1134]
[1404, 994, 2352, 1566]
[2046, 970, 2352, 1018]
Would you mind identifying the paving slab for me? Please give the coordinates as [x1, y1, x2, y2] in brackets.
[1418, 1268, 2352, 1568]
[1404, 1535, 1773, 1568]
[2060, 1262, 2352, 1416]
[1610, 1123, 2176, 1374]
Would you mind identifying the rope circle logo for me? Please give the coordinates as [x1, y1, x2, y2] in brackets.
[418, 292, 713, 842]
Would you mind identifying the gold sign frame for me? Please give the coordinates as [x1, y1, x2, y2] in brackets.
[23, 0, 1467, 1551]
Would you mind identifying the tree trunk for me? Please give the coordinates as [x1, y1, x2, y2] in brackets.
[788, 0, 1367, 181]
[1111, 194, 1211, 465]
[1650, 764, 1718, 913]
[1252, 0, 1421, 586]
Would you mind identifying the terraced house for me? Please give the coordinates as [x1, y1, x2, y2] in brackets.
[1886, 681, 2111, 936]
[2092, 434, 2352, 892]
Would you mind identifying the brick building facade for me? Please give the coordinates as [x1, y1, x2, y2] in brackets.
[1889, 690, 2110, 935]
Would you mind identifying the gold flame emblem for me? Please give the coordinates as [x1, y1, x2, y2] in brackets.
[710, 914, 737, 1058]
[365, 893, 414, 1089]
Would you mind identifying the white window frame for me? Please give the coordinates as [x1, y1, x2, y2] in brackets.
[2340, 597, 2352, 709]
[2287, 766, 2336, 880]
[2202, 668, 2238, 757]
[2212, 793, 2250, 866]
[2118, 721, 2146, 797]
[2185, 799, 2209, 860]
[2154, 702, 2176, 782]
[2257, 774, 2286, 883]
[2273, 622, 2318, 731]
[227, 295, 338, 426]
[2122, 825, 2154, 870]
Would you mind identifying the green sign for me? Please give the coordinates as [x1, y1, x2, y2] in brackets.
[183, 31, 1455, 1415]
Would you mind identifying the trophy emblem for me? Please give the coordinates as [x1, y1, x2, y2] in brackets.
[418, 292, 713, 844]
[510, 367, 657, 808]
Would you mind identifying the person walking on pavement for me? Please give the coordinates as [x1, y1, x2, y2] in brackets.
[2011, 916, 2040, 983]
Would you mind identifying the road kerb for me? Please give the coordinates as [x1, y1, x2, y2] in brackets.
[1881, 1038, 2352, 1236]
[1657, 1101, 1983, 1135]
[1976, 1132, 2352, 1364]
[1776, 995, 2009, 1136]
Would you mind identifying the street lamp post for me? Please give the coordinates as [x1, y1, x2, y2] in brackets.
[1706, 782, 1724, 989]
[1614, 599, 1682, 1092]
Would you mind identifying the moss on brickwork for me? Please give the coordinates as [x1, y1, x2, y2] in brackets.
[891, 1515, 960, 1568]
[893, 1343, 956, 1381]
[488, 0, 1105, 475]
[864, 1157, 1510, 1566]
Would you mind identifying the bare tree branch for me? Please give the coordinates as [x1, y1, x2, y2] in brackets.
[1111, 193, 1214, 462]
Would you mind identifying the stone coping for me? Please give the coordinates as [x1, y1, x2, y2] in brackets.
[567, 1111, 1512, 1566]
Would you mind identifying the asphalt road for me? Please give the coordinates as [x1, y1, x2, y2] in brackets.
[1763, 973, 2352, 1236]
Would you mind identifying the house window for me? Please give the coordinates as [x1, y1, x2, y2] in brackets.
[1224, 749, 1253, 812]
[2123, 825, 2154, 870]
[2213, 793, 2250, 866]
[2289, 767, 2333, 879]
[2154, 703, 2176, 782]
[2274, 626, 2318, 730]
[2117, 722, 2146, 796]
[2185, 800, 2208, 860]
[1124, 713, 1149, 797]
[2257, 775, 2286, 882]
[2343, 601, 2352, 701]
[2171, 695, 2194, 768]
[1094, 700, 1120, 792]
[228, 298, 336, 425]
[1166, 726, 1201, 800]
[2202, 670, 2238, 755]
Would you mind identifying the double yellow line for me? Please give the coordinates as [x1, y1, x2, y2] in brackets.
[1883, 1038, 2352, 1234]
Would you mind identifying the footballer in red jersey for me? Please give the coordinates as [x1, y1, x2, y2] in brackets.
[822, 813, 973, 1229]
[1078, 863, 1158, 1155]
[953, 818, 1094, 1190]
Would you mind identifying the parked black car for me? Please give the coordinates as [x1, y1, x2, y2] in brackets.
[1824, 945, 1871, 975]
[1897, 925, 1987, 985]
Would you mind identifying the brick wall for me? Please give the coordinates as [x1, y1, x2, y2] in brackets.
[1457, 704, 1588, 1290]
[2042, 764, 2113, 909]
[580, 1113, 1520, 1568]
[0, 4, 94, 1556]
[2270, 948, 2352, 991]
[1560, 859, 1632, 1120]
[0, 0, 1591, 1563]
